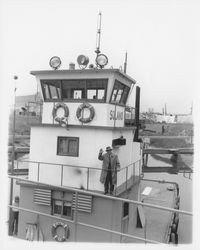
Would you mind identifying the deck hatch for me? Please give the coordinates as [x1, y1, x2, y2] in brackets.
[34, 188, 51, 206]
[72, 194, 92, 213]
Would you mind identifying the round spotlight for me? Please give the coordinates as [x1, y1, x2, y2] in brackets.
[77, 55, 89, 69]
[49, 56, 61, 70]
[96, 54, 108, 68]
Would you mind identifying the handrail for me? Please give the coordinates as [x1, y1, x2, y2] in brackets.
[7, 204, 161, 244]
[8, 175, 193, 216]
[8, 175, 193, 244]
[8, 175, 192, 243]
[15, 158, 142, 193]
[16, 159, 141, 171]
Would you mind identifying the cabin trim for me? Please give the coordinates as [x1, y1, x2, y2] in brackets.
[30, 69, 136, 85]
[30, 123, 136, 130]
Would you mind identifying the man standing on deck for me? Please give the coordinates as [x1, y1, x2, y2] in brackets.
[98, 146, 120, 195]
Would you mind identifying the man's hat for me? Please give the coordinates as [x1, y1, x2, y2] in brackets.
[106, 146, 112, 152]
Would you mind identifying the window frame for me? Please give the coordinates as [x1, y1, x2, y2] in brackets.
[41, 80, 62, 101]
[41, 79, 108, 103]
[52, 199, 73, 219]
[110, 80, 130, 106]
[57, 136, 79, 157]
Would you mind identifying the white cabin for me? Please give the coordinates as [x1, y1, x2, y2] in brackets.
[28, 69, 142, 193]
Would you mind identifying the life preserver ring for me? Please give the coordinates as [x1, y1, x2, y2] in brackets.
[51, 222, 69, 242]
[76, 103, 95, 123]
[52, 103, 69, 124]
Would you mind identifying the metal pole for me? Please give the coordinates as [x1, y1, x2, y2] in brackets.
[134, 86, 140, 142]
[74, 191, 78, 241]
[11, 76, 17, 171]
[8, 75, 18, 235]
[37, 162, 40, 182]
[87, 168, 89, 190]
[124, 51, 127, 73]
[27, 102, 29, 125]
[114, 104, 117, 127]
[37, 214, 39, 241]
[125, 167, 128, 193]
[133, 163, 135, 184]
[61, 165, 63, 186]
[95, 11, 102, 55]
[144, 218, 147, 243]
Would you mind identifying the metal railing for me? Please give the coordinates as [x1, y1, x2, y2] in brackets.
[16, 159, 142, 193]
[8, 175, 193, 244]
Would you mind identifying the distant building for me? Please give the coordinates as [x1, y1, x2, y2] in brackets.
[155, 114, 193, 124]
[156, 114, 176, 123]
[141, 112, 193, 124]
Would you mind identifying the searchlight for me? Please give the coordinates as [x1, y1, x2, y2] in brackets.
[49, 56, 62, 70]
[77, 55, 89, 69]
[96, 54, 108, 68]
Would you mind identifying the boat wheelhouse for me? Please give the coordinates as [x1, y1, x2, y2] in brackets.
[15, 67, 150, 242]
[11, 62, 182, 244]
[27, 68, 141, 191]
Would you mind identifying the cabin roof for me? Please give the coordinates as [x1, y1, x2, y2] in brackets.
[30, 68, 136, 85]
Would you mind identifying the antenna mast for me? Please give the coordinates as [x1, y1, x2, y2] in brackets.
[124, 51, 128, 73]
[95, 12, 102, 55]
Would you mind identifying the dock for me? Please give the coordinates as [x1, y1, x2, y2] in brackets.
[142, 147, 193, 174]
[143, 148, 193, 155]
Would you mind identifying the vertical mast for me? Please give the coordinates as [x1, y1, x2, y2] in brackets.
[124, 51, 127, 73]
[134, 86, 140, 142]
[95, 12, 102, 55]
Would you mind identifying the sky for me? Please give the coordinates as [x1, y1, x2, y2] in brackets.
[0, 0, 199, 114]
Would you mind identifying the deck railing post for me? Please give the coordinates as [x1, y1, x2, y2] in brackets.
[144, 217, 147, 243]
[125, 166, 128, 192]
[37, 162, 40, 182]
[87, 168, 89, 191]
[61, 165, 63, 186]
[74, 191, 78, 241]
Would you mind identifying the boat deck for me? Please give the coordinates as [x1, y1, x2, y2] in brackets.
[119, 179, 177, 243]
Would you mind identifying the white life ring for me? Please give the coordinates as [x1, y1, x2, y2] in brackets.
[51, 222, 69, 242]
[76, 103, 95, 123]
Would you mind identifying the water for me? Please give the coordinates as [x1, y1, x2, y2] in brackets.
[144, 154, 193, 244]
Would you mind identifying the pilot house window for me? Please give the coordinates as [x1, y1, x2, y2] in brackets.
[41, 79, 107, 102]
[111, 80, 130, 105]
[41, 80, 61, 100]
[57, 137, 79, 157]
[62, 80, 86, 99]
